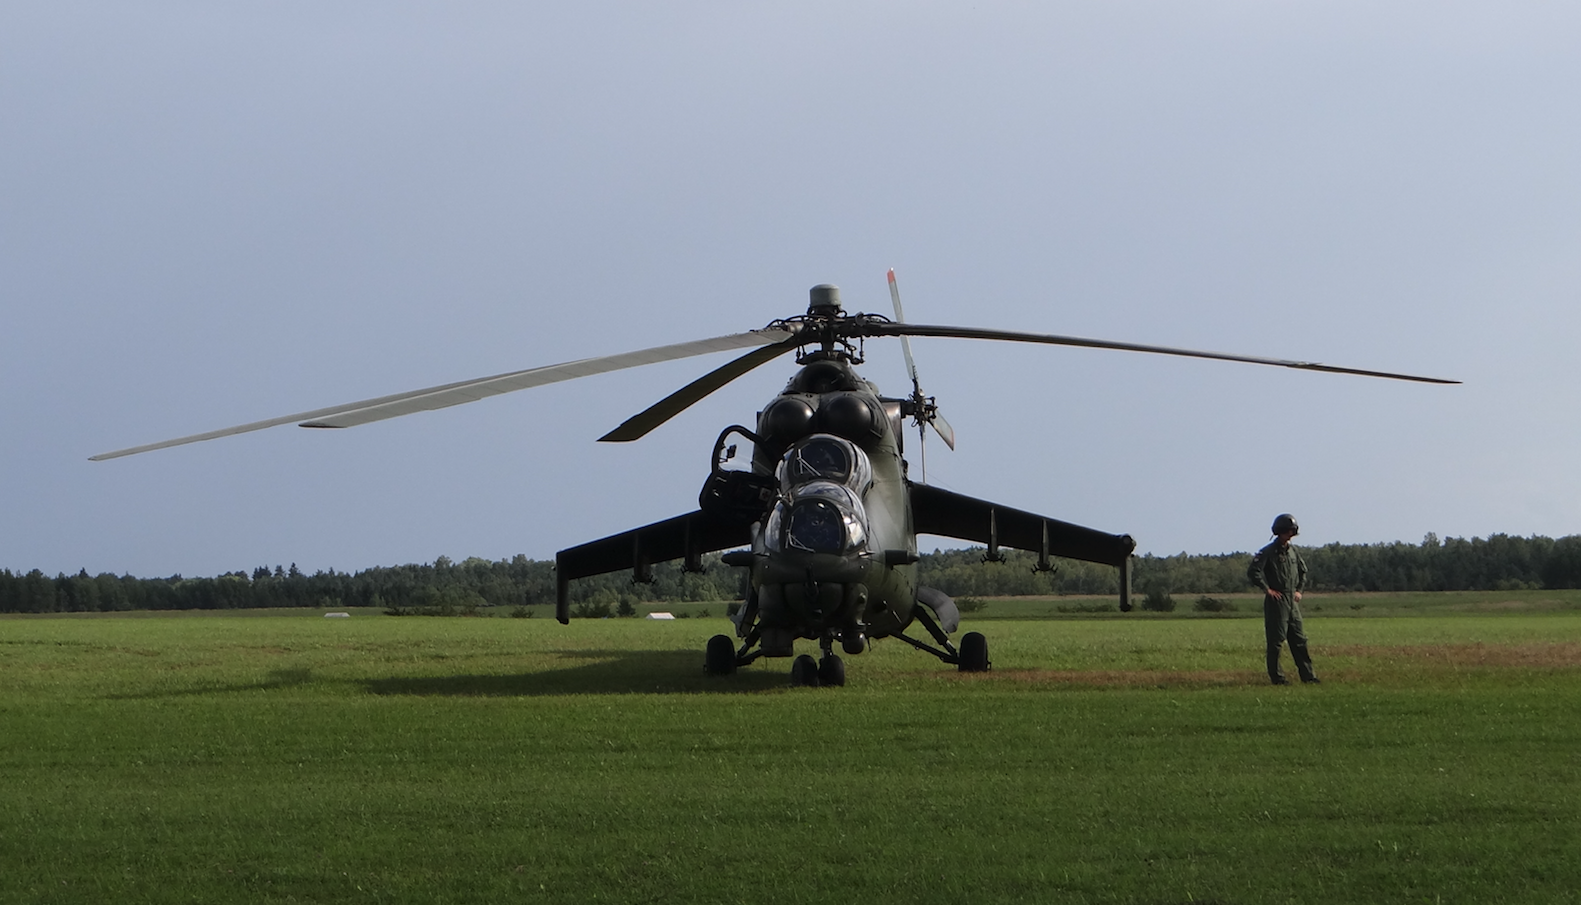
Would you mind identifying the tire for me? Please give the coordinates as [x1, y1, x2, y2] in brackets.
[958, 631, 990, 672]
[818, 655, 846, 687]
[705, 634, 737, 676]
[790, 654, 820, 687]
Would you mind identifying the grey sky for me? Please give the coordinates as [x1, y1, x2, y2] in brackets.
[3, 2, 1577, 578]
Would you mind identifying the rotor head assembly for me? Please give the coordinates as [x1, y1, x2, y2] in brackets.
[807, 284, 842, 316]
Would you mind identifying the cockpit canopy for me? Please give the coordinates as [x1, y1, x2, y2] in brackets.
[764, 481, 869, 555]
[776, 434, 873, 495]
[763, 435, 874, 555]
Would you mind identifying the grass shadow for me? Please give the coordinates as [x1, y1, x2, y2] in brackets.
[105, 667, 316, 699]
[363, 648, 793, 696]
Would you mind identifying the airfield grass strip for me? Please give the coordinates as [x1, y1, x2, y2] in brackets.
[2, 605, 1579, 904]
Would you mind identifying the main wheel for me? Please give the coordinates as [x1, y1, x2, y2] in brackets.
[818, 655, 846, 687]
[958, 631, 990, 672]
[790, 654, 820, 687]
[705, 634, 737, 676]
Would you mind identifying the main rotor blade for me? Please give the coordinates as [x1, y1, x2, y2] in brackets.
[90, 327, 799, 460]
[853, 323, 1460, 384]
[598, 332, 807, 442]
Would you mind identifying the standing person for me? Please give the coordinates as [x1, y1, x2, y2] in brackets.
[1247, 513, 1320, 685]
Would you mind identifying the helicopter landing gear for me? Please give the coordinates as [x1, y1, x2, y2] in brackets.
[704, 634, 738, 676]
[958, 631, 990, 673]
[712, 617, 853, 687]
[889, 607, 991, 672]
[818, 654, 845, 687]
[790, 654, 820, 687]
[812, 635, 846, 687]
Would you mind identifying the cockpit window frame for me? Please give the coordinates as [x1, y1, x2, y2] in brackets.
[776, 433, 873, 496]
[763, 479, 870, 556]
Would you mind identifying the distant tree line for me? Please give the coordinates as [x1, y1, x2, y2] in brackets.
[0, 554, 745, 615]
[916, 533, 1581, 598]
[5, 533, 1581, 615]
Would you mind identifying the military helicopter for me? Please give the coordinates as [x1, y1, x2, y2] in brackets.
[92, 273, 1457, 686]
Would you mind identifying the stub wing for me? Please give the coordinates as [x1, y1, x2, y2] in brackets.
[554, 511, 752, 624]
[909, 483, 1137, 607]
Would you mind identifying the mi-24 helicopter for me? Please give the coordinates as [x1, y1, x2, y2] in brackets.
[92, 272, 1457, 686]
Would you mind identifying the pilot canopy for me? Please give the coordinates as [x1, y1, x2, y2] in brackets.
[763, 434, 873, 556]
[776, 433, 873, 495]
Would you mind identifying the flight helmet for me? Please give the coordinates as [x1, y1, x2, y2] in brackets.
[1271, 513, 1299, 536]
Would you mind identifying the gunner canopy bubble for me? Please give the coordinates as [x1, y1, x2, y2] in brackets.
[765, 482, 869, 555]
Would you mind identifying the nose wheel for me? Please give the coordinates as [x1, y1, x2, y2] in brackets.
[788, 652, 846, 687]
[787, 635, 850, 687]
[817, 654, 845, 686]
[790, 654, 819, 686]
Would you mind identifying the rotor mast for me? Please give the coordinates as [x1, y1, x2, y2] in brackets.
[802, 284, 862, 364]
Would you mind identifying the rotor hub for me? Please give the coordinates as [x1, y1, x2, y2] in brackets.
[808, 284, 842, 316]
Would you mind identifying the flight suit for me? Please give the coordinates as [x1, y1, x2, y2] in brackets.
[1247, 540, 1316, 683]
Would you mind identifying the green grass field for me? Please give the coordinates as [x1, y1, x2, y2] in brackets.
[3, 594, 1578, 904]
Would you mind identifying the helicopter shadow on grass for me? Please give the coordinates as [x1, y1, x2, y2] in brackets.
[362, 648, 792, 697]
[105, 668, 316, 699]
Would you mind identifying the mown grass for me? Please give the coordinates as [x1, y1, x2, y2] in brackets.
[965, 587, 1581, 619]
[2, 597, 1579, 904]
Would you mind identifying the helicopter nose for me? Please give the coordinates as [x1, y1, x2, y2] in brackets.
[756, 570, 870, 648]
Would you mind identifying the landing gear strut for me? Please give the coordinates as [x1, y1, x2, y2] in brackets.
[889, 607, 992, 672]
[816, 635, 845, 687]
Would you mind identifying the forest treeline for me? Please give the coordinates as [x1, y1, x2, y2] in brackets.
[5, 532, 1581, 615]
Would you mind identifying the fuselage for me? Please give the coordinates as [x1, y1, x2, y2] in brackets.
[742, 354, 919, 655]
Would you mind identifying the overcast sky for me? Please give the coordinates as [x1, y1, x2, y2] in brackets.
[4, 1, 1578, 578]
